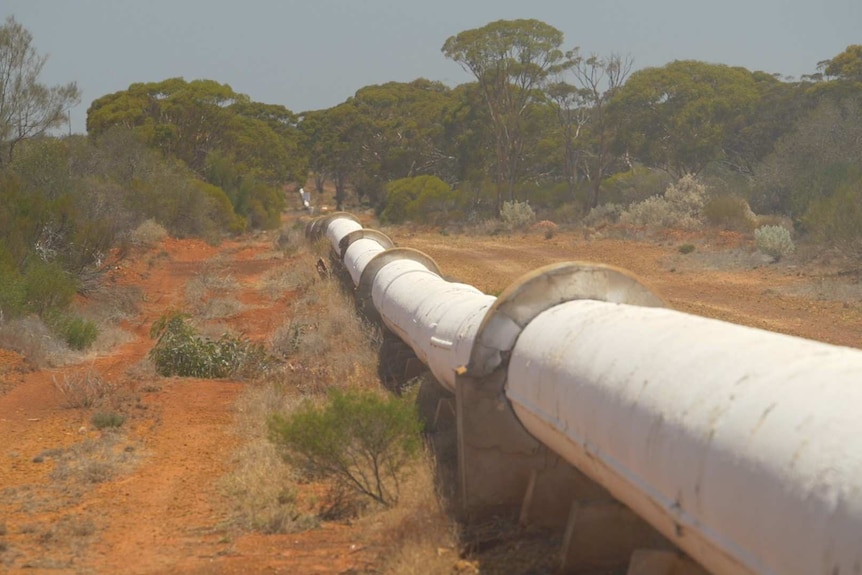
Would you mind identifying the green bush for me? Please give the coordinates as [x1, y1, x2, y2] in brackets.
[703, 195, 757, 232]
[90, 412, 125, 430]
[48, 312, 99, 350]
[381, 176, 458, 224]
[23, 260, 78, 315]
[268, 388, 423, 506]
[678, 244, 696, 254]
[0, 243, 25, 319]
[755, 225, 795, 261]
[148, 312, 272, 378]
[804, 177, 862, 257]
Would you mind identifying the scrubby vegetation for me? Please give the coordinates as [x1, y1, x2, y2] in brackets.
[148, 312, 271, 379]
[269, 388, 423, 506]
[755, 225, 796, 261]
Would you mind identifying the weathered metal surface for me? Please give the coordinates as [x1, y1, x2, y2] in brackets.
[508, 299, 862, 575]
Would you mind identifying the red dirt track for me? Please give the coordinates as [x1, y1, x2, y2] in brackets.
[1, 217, 860, 573]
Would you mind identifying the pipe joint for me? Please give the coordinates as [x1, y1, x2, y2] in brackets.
[465, 262, 663, 378]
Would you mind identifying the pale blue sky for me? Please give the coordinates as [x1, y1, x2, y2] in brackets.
[4, 0, 860, 133]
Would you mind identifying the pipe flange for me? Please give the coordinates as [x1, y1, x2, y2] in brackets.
[305, 216, 326, 240]
[339, 229, 395, 261]
[465, 262, 664, 378]
[356, 247, 442, 321]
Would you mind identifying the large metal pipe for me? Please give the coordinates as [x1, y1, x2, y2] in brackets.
[310, 213, 862, 575]
[508, 299, 862, 575]
[369, 257, 495, 390]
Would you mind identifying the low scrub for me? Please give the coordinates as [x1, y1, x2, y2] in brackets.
[268, 388, 423, 507]
[703, 195, 757, 232]
[129, 218, 168, 247]
[148, 312, 272, 379]
[500, 200, 536, 230]
[619, 175, 706, 230]
[46, 312, 99, 351]
[53, 369, 115, 409]
[90, 412, 126, 430]
[755, 225, 795, 261]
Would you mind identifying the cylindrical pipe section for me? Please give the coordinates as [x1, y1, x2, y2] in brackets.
[343, 238, 388, 286]
[507, 299, 862, 575]
[325, 218, 363, 257]
[370, 258, 495, 390]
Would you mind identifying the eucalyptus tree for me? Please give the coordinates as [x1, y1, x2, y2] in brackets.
[543, 50, 634, 207]
[442, 19, 570, 209]
[612, 60, 759, 177]
[818, 45, 862, 83]
[0, 16, 80, 165]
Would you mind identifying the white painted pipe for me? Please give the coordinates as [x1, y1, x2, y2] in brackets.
[343, 238, 387, 286]
[325, 217, 363, 257]
[314, 214, 862, 575]
[370, 258, 495, 391]
[507, 299, 862, 575]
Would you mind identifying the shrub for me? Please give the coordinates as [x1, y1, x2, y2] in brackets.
[703, 195, 757, 232]
[620, 175, 705, 229]
[149, 312, 272, 379]
[803, 176, 862, 257]
[268, 388, 423, 506]
[129, 219, 168, 247]
[678, 244, 696, 254]
[583, 203, 622, 226]
[47, 312, 99, 350]
[22, 260, 78, 315]
[755, 225, 795, 261]
[381, 176, 458, 225]
[500, 200, 536, 230]
[53, 369, 115, 408]
[90, 412, 126, 430]
[0, 244, 25, 319]
[602, 167, 673, 205]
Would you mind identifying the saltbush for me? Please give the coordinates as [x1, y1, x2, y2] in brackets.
[268, 388, 423, 507]
[583, 203, 623, 226]
[500, 200, 536, 230]
[129, 219, 168, 247]
[755, 225, 795, 261]
[620, 175, 705, 229]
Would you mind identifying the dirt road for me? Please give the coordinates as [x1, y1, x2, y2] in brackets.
[1, 220, 859, 573]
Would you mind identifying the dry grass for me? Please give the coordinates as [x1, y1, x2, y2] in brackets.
[129, 219, 169, 248]
[47, 434, 139, 485]
[53, 368, 116, 409]
[220, 380, 318, 534]
[365, 450, 459, 575]
[259, 266, 316, 300]
[0, 316, 67, 368]
[272, 289, 381, 395]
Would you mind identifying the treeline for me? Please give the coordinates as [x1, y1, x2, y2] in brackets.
[2, 15, 862, 346]
[293, 21, 861, 251]
[0, 17, 302, 344]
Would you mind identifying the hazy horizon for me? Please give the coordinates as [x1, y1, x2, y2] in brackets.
[4, 0, 860, 133]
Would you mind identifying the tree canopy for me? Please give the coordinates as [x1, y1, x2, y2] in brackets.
[612, 60, 760, 177]
[443, 19, 569, 208]
[0, 16, 80, 165]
